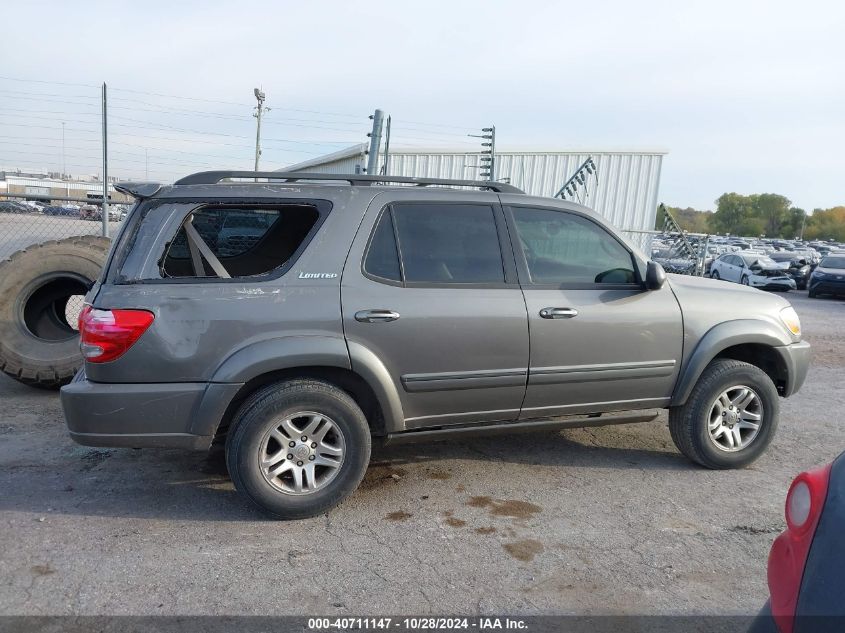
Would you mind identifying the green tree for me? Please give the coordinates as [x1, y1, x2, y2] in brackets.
[709, 192, 797, 237]
[710, 193, 758, 235]
[805, 206, 845, 241]
[781, 207, 807, 239]
[755, 193, 792, 237]
[657, 206, 712, 233]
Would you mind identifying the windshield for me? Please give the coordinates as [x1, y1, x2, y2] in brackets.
[820, 256, 845, 269]
[769, 253, 795, 262]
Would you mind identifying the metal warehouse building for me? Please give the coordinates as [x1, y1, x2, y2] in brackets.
[281, 145, 667, 242]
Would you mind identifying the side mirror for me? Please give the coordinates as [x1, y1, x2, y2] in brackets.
[646, 260, 666, 290]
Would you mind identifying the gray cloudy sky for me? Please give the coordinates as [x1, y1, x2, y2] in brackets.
[1, 0, 843, 210]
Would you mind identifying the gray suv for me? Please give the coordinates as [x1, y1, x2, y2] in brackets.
[60, 172, 811, 519]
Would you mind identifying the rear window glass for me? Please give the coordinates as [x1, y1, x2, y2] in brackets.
[161, 205, 319, 278]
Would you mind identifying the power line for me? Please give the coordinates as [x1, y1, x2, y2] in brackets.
[0, 75, 99, 88]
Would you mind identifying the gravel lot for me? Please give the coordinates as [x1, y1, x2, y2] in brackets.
[0, 290, 842, 616]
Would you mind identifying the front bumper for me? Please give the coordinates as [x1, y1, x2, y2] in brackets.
[809, 277, 845, 295]
[775, 340, 811, 397]
[60, 370, 243, 450]
[750, 276, 797, 290]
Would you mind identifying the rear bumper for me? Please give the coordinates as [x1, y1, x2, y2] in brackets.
[60, 371, 242, 450]
[775, 340, 811, 397]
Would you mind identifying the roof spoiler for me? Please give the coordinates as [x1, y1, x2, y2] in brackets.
[114, 182, 162, 199]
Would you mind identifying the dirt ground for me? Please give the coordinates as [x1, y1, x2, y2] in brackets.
[1, 291, 842, 616]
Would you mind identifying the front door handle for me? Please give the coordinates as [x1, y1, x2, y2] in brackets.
[355, 309, 401, 323]
[539, 307, 578, 319]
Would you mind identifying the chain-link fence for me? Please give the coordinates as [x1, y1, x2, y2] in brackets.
[0, 194, 127, 259]
[0, 194, 123, 329]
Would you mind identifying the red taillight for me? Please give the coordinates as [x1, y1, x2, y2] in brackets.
[78, 305, 155, 363]
[767, 463, 832, 633]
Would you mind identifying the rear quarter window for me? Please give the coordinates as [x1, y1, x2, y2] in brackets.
[161, 204, 321, 279]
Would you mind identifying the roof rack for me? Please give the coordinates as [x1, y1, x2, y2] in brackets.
[172, 171, 524, 194]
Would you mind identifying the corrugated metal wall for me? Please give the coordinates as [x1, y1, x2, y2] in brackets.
[286, 147, 367, 175]
[285, 147, 665, 238]
[383, 151, 664, 234]
[294, 154, 365, 175]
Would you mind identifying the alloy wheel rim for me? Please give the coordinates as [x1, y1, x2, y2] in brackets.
[706, 386, 763, 452]
[258, 411, 345, 495]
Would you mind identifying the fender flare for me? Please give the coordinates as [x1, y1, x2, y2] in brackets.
[210, 335, 351, 383]
[671, 319, 792, 406]
[346, 340, 405, 434]
[193, 336, 405, 436]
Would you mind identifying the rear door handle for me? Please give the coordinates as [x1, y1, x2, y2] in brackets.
[539, 307, 578, 319]
[355, 309, 401, 323]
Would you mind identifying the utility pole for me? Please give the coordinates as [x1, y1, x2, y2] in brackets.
[253, 88, 267, 172]
[380, 115, 392, 175]
[469, 126, 496, 181]
[366, 109, 384, 175]
[145, 148, 149, 180]
[60, 121, 66, 178]
[101, 82, 109, 238]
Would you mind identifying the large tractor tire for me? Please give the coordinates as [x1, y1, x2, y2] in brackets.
[0, 236, 111, 389]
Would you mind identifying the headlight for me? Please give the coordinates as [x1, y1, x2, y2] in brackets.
[780, 306, 801, 337]
[813, 271, 827, 279]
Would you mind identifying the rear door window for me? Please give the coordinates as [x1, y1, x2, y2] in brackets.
[362, 203, 506, 285]
[392, 203, 505, 284]
[363, 210, 402, 282]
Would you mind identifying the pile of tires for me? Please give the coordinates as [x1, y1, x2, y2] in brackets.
[0, 236, 110, 388]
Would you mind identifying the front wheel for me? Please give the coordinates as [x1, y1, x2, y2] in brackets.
[669, 359, 779, 469]
[741, 275, 750, 285]
[226, 379, 371, 519]
[711, 270, 720, 280]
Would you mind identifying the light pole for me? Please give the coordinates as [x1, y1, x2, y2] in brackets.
[253, 88, 267, 173]
[61, 121, 66, 178]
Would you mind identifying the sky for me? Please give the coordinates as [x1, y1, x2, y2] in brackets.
[1, 0, 843, 211]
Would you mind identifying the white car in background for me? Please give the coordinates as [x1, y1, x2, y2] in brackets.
[709, 253, 796, 291]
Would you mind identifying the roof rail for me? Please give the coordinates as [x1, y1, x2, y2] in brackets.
[173, 171, 524, 194]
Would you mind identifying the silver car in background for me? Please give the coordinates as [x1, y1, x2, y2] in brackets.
[709, 253, 796, 291]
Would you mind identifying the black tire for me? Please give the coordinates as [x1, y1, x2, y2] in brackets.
[711, 270, 720, 280]
[226, 379, 371, 519]
[741, 275, 750, 285]
[0, 236, 111, 389]
[808, 289, 817, 298]
[669, 359, 779, 469]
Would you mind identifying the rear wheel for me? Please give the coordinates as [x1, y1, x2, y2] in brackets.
[669, 359, 779, 469]
[226, 379, 371, 519]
